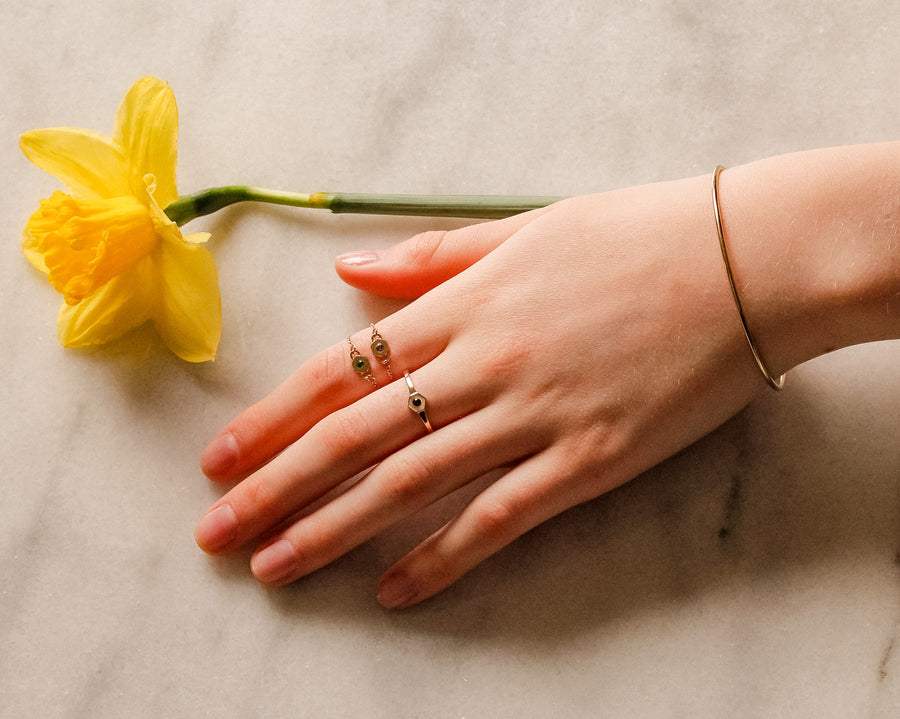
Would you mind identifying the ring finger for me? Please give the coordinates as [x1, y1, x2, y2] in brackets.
[249, 398, 543, 585]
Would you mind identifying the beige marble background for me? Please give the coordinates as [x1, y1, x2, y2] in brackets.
[1, 1, 898, 717]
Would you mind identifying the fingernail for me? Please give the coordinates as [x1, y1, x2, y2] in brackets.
[201, 433, 238, 477]
[251, 539, 296, 584]
[377, 570, 417, 609]
[337, 250, 380, 266]
[195, 504, 238, 551]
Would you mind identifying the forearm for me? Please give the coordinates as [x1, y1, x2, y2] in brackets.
[716, 143, 900, 375]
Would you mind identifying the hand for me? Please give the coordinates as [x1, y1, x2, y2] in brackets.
[194, 174, 771, 608]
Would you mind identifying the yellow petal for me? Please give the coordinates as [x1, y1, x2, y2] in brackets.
[114, 77, 179, 207]
[20, 128, 131, 199]
[57, 257, 155, 348]
[183, 231, 211, 245]
[153, 236, 221, 362]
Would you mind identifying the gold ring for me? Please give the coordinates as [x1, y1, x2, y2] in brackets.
[348, 337, 378, 387]
[404, 371, 433, 433]
[370, 324, 393, 380]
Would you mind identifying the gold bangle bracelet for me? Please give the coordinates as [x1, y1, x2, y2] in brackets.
[711, 166, 785, 391]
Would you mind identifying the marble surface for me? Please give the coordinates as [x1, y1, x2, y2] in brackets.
[2, 2, 898, 717]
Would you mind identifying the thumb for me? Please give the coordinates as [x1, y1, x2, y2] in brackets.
[334, 206, 553, 299]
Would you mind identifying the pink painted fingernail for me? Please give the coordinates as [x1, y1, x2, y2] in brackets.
[251, 540, 296, 584]
[194, 504, 238, 551]
[201, 433, 238, 477]
[337, 250, 380, 266]
[377, 570, 417, 609]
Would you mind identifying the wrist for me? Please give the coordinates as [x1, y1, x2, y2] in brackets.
[714, 144, 900, 375]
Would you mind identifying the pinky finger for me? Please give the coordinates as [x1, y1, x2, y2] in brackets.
[375, 449, 583, 609]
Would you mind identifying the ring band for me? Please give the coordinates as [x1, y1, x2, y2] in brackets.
[404, 371, 434, 433]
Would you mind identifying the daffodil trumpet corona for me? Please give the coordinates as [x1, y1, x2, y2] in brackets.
[21, 76, 561, 362]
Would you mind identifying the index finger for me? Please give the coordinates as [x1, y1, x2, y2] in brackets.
[200, 317, 445, 483]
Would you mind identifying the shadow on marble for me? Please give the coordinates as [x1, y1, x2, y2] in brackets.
[229, 353, 900, 648]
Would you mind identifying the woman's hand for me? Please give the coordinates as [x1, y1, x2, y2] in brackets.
[196, 142, 900, 608]
[195, 172, 774, 608]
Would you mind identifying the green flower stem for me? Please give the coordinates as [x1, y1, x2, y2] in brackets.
[164, 186, 564, 226]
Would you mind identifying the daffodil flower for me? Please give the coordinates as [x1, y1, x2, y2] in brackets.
[21, 76, 221, 362]
[22, 76, 560, 363]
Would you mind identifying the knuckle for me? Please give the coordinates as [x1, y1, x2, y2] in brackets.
[472, 497, 517, 544]
[317, 403, 371, 462]
[380, 448, 433, 505]
[241, 472, 282, 518]
[468, 328, 537, 388]
[307, 344, 349, 389]
[579, 421, 630, 468]
[413, 555, 456, 596]
[472, 345, 524, 383]
[227, 403, 267, 447]
[403, 538, 460, 596]
[300, 512, 345, 558]
[405, 230, 449, 265]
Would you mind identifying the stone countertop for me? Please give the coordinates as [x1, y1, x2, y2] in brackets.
[1, 2, 898, 717]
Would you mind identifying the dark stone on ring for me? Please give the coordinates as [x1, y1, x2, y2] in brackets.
[404, 371, 434, 433]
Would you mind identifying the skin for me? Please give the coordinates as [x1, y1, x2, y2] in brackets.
[195, 143, 900, 608]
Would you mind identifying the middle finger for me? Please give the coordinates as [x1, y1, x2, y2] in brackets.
[195, 357, 486, 554]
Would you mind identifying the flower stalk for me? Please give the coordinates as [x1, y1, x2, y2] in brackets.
[164, 186, 563, 226]
[22, 74, 566, 362]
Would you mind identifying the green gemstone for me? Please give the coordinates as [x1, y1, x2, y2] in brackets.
[352, 356, 371, 374]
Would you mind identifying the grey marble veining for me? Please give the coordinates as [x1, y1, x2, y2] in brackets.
[2, 2, 899, 717]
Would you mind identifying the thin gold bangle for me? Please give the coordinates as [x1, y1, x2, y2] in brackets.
[711, 166, 785, 391]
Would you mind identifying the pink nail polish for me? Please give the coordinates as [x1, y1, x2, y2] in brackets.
[201, 433, 238, 477]
[337, 250, 380, 266]
[377, 571, 416, 609]
[195, 504, 238, 551]
[252, 540, 296, 584]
